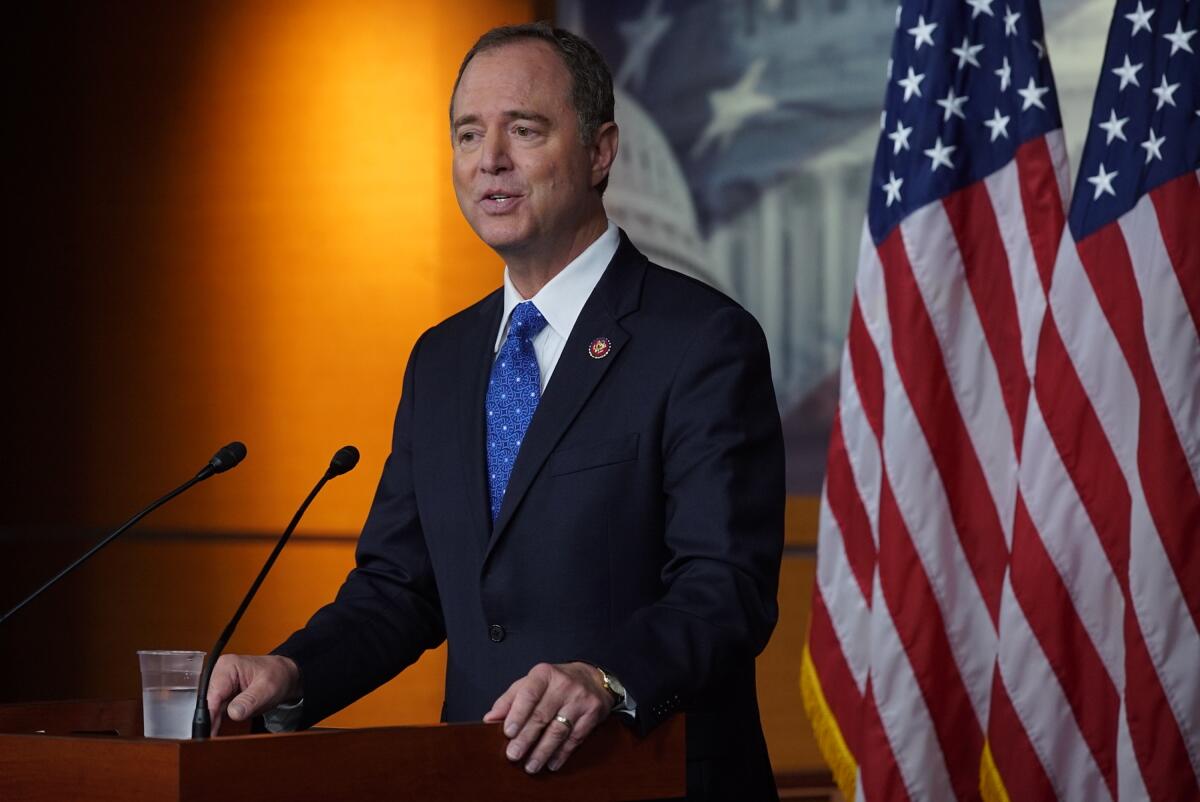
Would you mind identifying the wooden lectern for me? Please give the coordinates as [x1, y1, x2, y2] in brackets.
[0, 700, 685, 801]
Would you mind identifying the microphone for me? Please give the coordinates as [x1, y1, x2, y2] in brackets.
[0, 442, 247, 626]
[192, 445, 360, 739]
[200, 441, 248, 479]
[326, 445, 360, 478]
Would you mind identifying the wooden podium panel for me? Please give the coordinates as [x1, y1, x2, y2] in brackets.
[0, 698, 142, 737]
[0, 701, 684, 801]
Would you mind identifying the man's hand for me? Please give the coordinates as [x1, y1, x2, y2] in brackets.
[205, 654, 301, 735]
[483, 662, 614, 774]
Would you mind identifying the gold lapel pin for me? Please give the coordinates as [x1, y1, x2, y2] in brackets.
[588, 337, 612, 359]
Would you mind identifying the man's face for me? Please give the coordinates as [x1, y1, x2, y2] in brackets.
[450, 41, 606, 261]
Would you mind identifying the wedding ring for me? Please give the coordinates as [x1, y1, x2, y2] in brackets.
[553, 714, 573, 730]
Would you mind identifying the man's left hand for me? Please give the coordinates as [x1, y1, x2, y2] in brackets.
[483, 661, 613, 773]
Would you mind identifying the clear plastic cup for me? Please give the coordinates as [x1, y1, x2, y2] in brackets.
[137, 650, 205, 739]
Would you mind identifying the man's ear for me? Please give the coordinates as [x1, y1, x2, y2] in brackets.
[589, 121, 619, 188]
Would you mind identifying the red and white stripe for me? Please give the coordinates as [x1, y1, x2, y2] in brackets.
[807, 129, 1200, 800]
[992, 167, 1200, 801]
[807, 131, 1071, 800]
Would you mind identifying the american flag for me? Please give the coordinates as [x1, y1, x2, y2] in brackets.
[801, 0, 1199, 800]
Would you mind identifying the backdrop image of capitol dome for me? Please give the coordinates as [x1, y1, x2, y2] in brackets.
[559, 0, 1107, 492]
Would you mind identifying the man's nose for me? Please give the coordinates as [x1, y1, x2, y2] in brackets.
[480, 132, 512, 174]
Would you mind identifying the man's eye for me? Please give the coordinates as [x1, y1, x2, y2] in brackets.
[459, 131, 477, 144]
[515, 126, 531, 136]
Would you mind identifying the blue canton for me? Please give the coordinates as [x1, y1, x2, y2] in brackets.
[1069, 0, 1199, 240]
[870, 0, 1063, 244]
[486, 302, 548, 522]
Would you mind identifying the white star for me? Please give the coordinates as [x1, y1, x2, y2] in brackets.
[979, 108, 1008, 141]
[1141, 127, 1166, 163]
[897, 66, 925, 101]
[952, 35, 985, 69]
[1125, 2, 1155, 36]
[1152, 74, 1180, 109]
[1163, 21, 1197, 56]
[908, 15, 937, 50]
[896, 4, 903, 28]
[967, 0, 995, 19]
[1097, 109, 1130, 144]
[1111, 55, 1143, 90]
[1033, 39, 1045, 59]
[882, 171, 904, 207]
[937, 86, 969, 120]
[924, 136, 957, 171]
[615, 0, 672, 90]
[690, 60, 777, 157]
[984, 107, 1011, 141]
[1004, 6, 1021, 36]
[888, 120, 913, 154]
[995, 56, 1012, 91]
[1087, 163, 1118, 200]
[1017, 76, 1050, 111]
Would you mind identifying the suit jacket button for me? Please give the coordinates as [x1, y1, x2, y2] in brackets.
[488, 624, 505, 642]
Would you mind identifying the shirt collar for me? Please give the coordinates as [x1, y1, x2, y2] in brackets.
[494, 221, 620, 352]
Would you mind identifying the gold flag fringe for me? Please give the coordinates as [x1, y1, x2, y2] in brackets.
[799, 642, 858, 800]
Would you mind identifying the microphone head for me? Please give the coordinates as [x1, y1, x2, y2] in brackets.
[327, 445, 360, 478]
[209, 441, 247, 474]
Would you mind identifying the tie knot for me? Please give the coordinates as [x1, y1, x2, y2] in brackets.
[508, 302, 548, 341]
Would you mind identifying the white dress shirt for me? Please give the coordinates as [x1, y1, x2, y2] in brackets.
[493, 221, 620, 390]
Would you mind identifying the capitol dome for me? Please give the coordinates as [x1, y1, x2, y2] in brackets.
[605, 88, 721, 290]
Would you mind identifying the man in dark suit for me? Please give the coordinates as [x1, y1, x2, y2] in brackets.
[207, 22, 784, 801]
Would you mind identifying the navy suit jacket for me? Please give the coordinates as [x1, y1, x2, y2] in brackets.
[276, 234, 785, 800]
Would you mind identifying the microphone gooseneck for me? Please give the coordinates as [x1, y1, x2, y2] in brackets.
[0, 442, 248, 627]
[192, 445, 359, 739]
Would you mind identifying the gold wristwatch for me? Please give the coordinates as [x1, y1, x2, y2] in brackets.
[597, 666, 627, 708]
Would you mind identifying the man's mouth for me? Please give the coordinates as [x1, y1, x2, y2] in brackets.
[480, 192, 524, 212]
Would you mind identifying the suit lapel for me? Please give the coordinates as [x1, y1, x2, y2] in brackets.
[486, 235, 647, 557]
[459, 292, 503, 544]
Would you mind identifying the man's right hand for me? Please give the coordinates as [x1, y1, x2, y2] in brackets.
[205, 654, 301, 735]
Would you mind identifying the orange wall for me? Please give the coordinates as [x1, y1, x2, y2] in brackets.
[75, 0, 532, 534]
[2, 0, 529, 737]
[80, 0, 533, 734]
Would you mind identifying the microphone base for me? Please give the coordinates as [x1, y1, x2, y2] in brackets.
[191, 710, 212, 740]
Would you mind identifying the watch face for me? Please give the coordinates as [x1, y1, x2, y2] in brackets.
[601, 667, 626, 700]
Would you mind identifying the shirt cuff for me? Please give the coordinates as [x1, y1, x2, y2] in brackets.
[262, 698, 305, 733]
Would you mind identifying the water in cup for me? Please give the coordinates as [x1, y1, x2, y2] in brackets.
[137, 650, 205, 739]
[142, 686, 198, 739]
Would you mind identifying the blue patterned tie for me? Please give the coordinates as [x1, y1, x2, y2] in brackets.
[486, 301, 548, 521]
